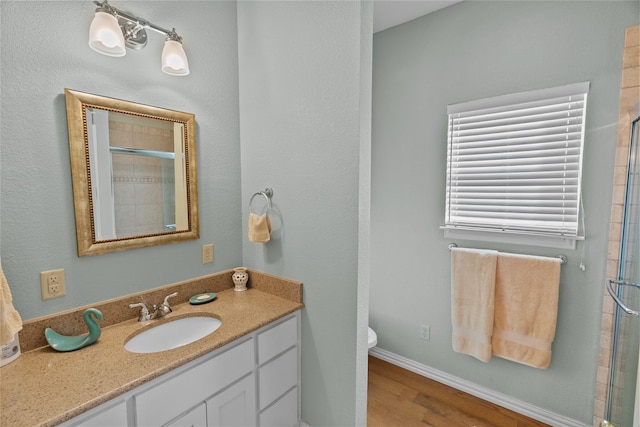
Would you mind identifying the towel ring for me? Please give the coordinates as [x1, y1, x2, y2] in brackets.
[249, 188, 273, 214]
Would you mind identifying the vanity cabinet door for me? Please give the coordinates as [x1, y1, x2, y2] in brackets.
[134, 338, 254, 426]
[205, 373, 256, 427]
[164, 402, 206, 427]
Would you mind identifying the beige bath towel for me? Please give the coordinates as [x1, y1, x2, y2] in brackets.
[248, 213, 271, 243]
[492, 253, 561, 369]
[0, 264, 23, 346]
[451, 247, 498, 362]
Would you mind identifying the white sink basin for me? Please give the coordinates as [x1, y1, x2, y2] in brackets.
[125, 316, 222, 353]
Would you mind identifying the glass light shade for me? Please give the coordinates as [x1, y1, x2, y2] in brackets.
[161, 40, 190, 76]
[89, 11, 126, 57]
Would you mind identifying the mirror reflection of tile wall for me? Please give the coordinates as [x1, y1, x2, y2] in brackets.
[109, 121, 175, 238]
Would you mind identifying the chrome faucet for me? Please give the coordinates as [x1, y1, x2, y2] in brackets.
[129, 292, 178, 322]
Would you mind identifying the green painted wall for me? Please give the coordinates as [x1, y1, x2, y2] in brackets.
[237, 2, 372, 425]
[1, 2, 371, 426]
[370, 1, 639, 423]
[1, 1, 242, 320]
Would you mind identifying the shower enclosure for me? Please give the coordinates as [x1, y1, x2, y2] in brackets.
[605, 116, 640, 427]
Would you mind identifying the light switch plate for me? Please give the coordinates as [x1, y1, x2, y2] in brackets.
[202, 244, 214, 264]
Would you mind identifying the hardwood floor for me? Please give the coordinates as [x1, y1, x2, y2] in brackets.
[367, 356, 550, 427]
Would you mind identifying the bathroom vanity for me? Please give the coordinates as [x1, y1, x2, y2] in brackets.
[0, 270, 303, 427]
[62, 312, 300, 427]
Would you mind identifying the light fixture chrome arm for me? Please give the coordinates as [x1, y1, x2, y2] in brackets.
[93, 0, 183, 41]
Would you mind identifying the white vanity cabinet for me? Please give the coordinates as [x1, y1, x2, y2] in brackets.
[60, 311, 300, 427]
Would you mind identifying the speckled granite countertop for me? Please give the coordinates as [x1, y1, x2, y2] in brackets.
[0, 269, 303, 427]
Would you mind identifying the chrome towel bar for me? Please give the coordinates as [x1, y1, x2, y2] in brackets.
[447, 243, 567, 264]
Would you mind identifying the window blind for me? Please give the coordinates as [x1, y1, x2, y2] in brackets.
[444, 82, 589, 239]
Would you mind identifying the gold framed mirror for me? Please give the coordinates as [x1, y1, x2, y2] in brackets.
[64, 89, 199, 256]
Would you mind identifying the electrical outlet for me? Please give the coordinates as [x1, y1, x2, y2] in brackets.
[420, 324, 430, 341]
[40, 269, 66, 300]
[202, 244, 214, 264]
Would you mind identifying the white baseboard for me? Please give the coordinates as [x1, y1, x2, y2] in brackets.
[369, 347, 588, 427]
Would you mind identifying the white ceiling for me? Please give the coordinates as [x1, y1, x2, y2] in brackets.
[373, 1, 463, 33]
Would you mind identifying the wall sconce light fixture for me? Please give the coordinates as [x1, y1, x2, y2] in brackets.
[88, 0, 190, 76]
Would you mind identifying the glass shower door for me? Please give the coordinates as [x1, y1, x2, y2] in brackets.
[605, 117, 640, 427]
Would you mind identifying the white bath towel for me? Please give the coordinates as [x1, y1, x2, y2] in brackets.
[492, 252, 561, 369]
[451, 247, 498, 362]
[0, 263, 23, 346]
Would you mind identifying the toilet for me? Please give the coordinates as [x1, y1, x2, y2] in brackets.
[368, 327, 378, 349]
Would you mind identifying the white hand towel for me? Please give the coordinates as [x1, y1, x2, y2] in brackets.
[492, 252, 561, 369]
[0, 264, 23, 346]
[451, 247, 498, 362]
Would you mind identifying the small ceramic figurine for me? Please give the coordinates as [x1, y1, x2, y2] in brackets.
[45, 308, 103, 352]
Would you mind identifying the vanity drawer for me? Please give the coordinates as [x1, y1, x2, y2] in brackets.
[135, 338, 254, 426]
[257, 315, 297, 364]
[258, 346, 297, 411]
[259, 386, 298, 427]
[61, 399, 128, 427]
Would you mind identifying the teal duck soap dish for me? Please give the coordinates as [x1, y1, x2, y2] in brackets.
[45, 308, 103, 352]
